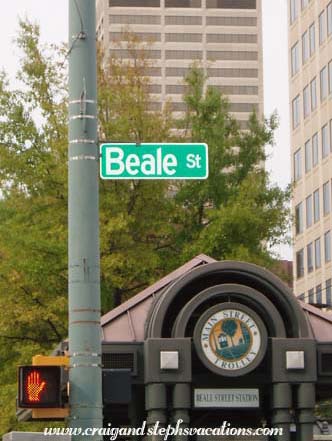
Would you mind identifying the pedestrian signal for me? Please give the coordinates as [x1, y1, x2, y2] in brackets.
[18, 366, 61, 408]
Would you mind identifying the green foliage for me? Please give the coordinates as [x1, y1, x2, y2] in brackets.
[172, 67, 291, 268]
[0, 23, 291, 434]
[0, 20, 68, 434]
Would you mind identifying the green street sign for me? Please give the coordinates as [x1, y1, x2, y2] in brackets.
[100, 143, 208, 180]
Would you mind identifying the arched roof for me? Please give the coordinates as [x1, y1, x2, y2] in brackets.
[101, 254, 332, 343]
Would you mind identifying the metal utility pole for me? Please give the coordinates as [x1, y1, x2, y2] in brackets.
[68, 0, 103, 438]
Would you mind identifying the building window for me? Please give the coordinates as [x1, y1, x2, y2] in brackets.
[109, 32, 162, 42]
[165, 15, 202, 25]
[326, 279, 332, 306]
[321, 66, 328, 101]
[207, 68, 258, 78]
[296, 249, 304, 278]
[305, 139, 312, 172]
[165, 0, 201, 6]
[295, 202, 304, 235]
[206, 0, 256, 8]
[166, 33, 202, 42]
[306, 194, 313, 227]
[146, 84, 162, 93]
[328, 2, 332, 36]
[206, 16, 257, 26]
[170, 102, 187, 111]
[290, 0, 298, 24]
[314, 189, 320, 223]
[292, 95, 300, 129]
[315, 238, 321, 268]
[207, 51, 258, 61]
[316, 284, 322, 305]
[325, 231, 331, 262]
[309, 22, 316, 56]
[319, 10, 326, 45]
[310, 77, 317, 110]
[302, 31, 309, 64]
[329, 60, 332, 94]
[206, 33, 257, 43]
[312, 132, 319, 166]
[229, 103, 259, 113]
[303, 85, 310, 119]
[110, 49, 161, 59]
[166, 50, 202, 60]
[166, 67, 189, 77]
[291, 42, 300, 76]
[308, 288, 314, 304]
[307, 242, 314, 273]
[323, 181, 331, 215]
[294, 148, 302, 181]
[146, 67, 162, 76]
[109, 15, 161, 24]
[322, 124, 329, 158]
[109, 0, 160, 4]
[166, 85, 189, 94]
[213, 85, 258, 95]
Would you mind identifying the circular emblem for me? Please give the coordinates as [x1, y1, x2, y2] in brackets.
[194, 303, 267, 377]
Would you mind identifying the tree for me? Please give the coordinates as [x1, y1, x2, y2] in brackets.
[97, 32, 178, 311]
[0, 23, 292, 434]
[0, 20, 68, 434]
[172, 67, 291, 268]
[0, 23, 175, 434]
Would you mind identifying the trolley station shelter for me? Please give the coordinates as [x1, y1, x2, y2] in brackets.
[101, 254, 332, 440]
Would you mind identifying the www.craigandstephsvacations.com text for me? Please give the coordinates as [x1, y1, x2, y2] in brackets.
[44, 419, 283, 439]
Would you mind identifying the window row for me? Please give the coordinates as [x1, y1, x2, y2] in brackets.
[143, 66, 259, 78]
[292, 61, 332, 129]
[109, 0, 256, 8]
[290, 0, 332, 43]
[109, 15, 257, 26]
[295, 182, 332, 235]
[167, 101, 258, 113]
[293, 121, 332, 180]
[165, 84, 258, 95]
[290, 0, 312, 24]
[296, 231, 331, 279]
[297, 279, 332, 306]
[291, 23, 315, 75]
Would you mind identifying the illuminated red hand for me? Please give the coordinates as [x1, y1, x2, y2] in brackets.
[27, 371, 46, 402]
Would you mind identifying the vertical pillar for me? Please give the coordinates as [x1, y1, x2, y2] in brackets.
[172, 383, 191, 441]
[145, 383, 168, 441]
[295, 383, 315, 441]
[271, 383, 292, 441]
[68, 0, 102, 439]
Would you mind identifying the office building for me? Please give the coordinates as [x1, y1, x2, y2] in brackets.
[290, 0, 332, 306]
[96, 0, 263, 127]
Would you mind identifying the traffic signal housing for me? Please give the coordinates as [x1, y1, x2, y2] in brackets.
[17, 355, 69, 419]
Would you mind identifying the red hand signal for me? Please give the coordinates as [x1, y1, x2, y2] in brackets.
[26, 370, 46, 402]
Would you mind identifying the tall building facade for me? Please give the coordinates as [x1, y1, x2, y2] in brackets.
[290, 0, 332, 305]
[96, 0, 263, 127]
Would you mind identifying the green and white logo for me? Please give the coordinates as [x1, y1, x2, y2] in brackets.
[200, 309, 262, 372]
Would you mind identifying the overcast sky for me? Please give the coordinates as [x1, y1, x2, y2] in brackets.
[0, 0, 291, 258]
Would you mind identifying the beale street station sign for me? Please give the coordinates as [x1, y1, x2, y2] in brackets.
[100, 143, 208, 180]
[194, 388, 260, 408]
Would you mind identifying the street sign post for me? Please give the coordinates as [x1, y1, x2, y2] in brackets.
[100, 143, 208, 180]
